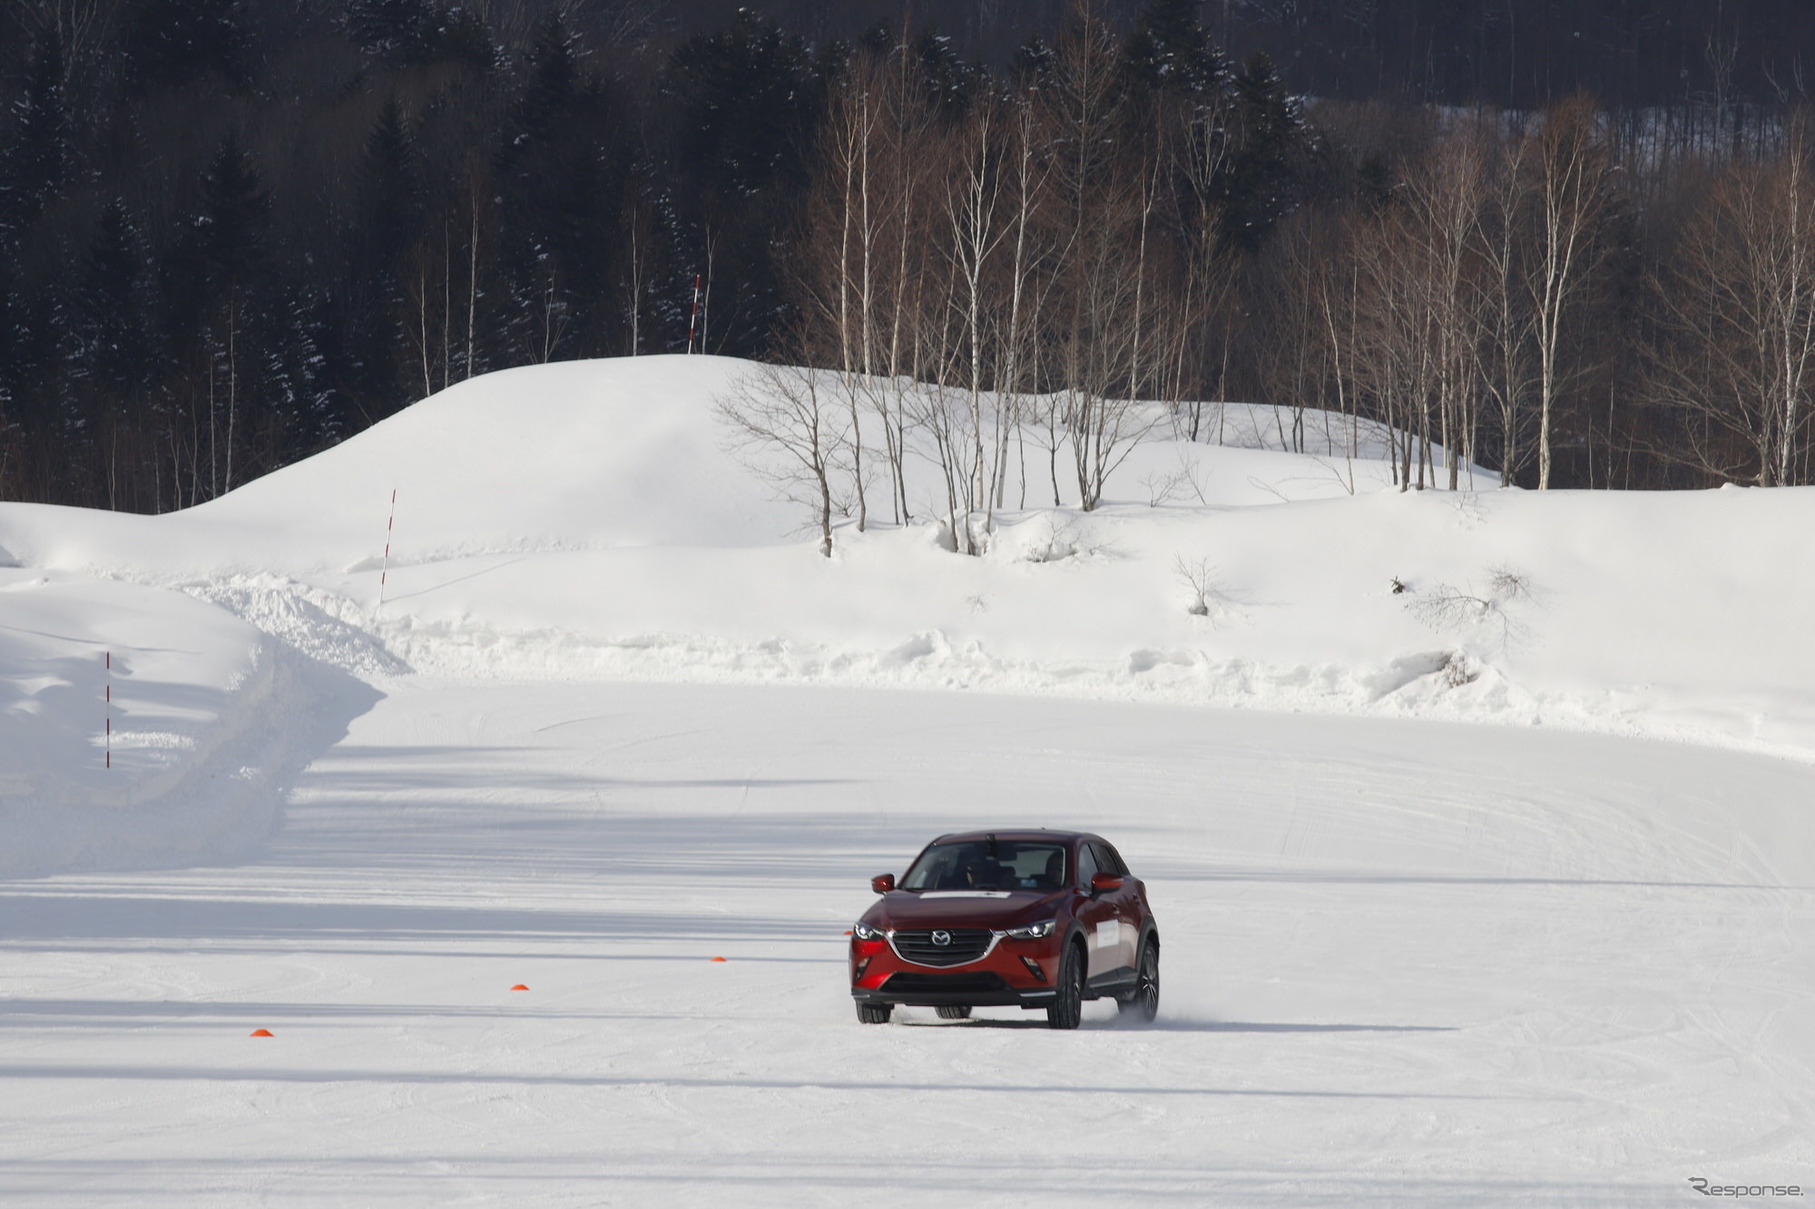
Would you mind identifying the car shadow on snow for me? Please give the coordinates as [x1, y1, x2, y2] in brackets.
[908, 1016, 1456, 1033]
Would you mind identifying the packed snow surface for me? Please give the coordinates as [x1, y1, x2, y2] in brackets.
[3, 684, 1811, 1205]
[0, 355, 1810, 1203]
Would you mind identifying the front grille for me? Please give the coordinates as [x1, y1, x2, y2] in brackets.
[883, 972, 1007, 994]
[891, 928, 994, 967]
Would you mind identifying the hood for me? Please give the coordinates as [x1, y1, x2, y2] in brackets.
[864, 889, 1067, 931]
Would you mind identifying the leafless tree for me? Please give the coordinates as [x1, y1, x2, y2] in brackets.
[1477, 115, 1540, 486]
[1171, 80, 1241, 441]
[1404, 121, 1491, 489]
[1040, 4, 1166, 510]
[990, 91, 1055, 512]
[13, 0, 114, 76]
[1524, 97, 1616, 489]
[942, 94, 1007, 543]
[715, 363, 846, 558]
[621, 187, 656, 357]
[800, 56, 886, 530]
[1649, 120, 1815, 486]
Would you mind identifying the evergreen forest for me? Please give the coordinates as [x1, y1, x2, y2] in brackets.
[4, 0, 1815, 510]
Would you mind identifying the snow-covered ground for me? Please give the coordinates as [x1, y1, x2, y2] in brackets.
[1, 354, 1811, 1202]
[4, 683, 1810, 1205]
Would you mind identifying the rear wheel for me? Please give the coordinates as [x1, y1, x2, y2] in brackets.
[1047, 941, 1084, 1030]
[856, 1001, 893, 1024]
[1118, 937, 1160, 1023]
[935, 1005, 972, 1020]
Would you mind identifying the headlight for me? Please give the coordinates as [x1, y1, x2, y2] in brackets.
[998, 920, 1056, 940]
[852, 921, 887, 941]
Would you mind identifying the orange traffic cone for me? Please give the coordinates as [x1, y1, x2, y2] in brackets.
[710, 956, 727, 962]
[249, 1029, 273, 1037]
[510, 984, 529, 991]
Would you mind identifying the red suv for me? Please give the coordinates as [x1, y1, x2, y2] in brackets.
[849, 830, 1159, 1029]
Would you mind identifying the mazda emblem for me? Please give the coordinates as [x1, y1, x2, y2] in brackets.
[931, 930, 952, 946]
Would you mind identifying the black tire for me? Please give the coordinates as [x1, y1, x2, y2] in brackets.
[935, 1005, 972, 1020]
[1118, 937, 1160, 1022]
[856, 1001, 893, 1024]
[1047, 941, 1085, 1030]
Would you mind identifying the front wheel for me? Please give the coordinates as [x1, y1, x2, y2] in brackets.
[1118, 937, 1159, 1023]
[935, 1005, 972, 1020]
[1047, 941, 1084, 1030]
[856, 1001, 893, 1024]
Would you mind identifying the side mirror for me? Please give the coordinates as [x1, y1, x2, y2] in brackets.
[1089, 872, 1124, 894]
[871, 873, 896, 894]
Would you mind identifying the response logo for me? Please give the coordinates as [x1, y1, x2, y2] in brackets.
[1688, 1179, 1803, 1197]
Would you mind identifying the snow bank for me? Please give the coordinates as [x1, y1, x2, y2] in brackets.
[0, 569, 384, 878]
[0, 572, 274, 876]
[352, 482, 1815, 759]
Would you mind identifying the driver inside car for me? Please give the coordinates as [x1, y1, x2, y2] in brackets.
[961, 858, 1007, 890]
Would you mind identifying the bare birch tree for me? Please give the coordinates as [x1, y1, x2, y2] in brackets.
[1650, 121, 1815, 485]
[1422, 125, 1491, 487]
[1040, 3, 1165, 511]
[1477, 116, 1540, 486]
[1524, 97, 1615, 489]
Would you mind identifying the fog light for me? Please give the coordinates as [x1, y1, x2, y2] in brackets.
[854, 957, 871, 979]
[1021, 956, 1045, 982]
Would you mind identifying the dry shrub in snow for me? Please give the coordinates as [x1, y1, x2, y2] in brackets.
[1019, 513, 1109, 564]
[1409, 566, 1534, 649]
[1173, 555, 1226, 618]
[1138, 452, 1211, 507]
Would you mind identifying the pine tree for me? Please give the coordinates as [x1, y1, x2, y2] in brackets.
[664, 10, 816, 202]
[913, 30, 979, 118]
[1216, 51, 1306, 248]
[344, 0, 497, 71]
[493, 14, 603, 363]
[1124, 0, 1227, 96]
[195, 129, 270, 292]
[342, 97, 432, 413]
[0, 31, 70, 243]
[358, 98, 424, 267]
[79, 198, 156, 397]
[121, 0, 246, 93]
[345, 0, 437, 66]
[660, 10, 819, 355]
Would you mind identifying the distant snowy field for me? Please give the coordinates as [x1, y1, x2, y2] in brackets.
[1, 356, 1810, 1203]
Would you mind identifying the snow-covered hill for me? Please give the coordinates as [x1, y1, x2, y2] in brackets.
[3, 353, 1813, 878]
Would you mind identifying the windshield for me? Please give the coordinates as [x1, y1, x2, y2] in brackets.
[901, 840, 1069, 892]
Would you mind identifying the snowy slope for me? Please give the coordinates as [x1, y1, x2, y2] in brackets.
[3, 353, 1814, 876]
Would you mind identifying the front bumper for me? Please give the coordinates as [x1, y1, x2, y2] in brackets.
[850, 933, 1059, 1009]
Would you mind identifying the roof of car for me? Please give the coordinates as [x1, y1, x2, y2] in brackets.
[929, 829, 1103, 845]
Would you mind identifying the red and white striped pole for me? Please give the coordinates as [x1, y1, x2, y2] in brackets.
[379, 489, 397, 609]
[687, 275, 702, 354]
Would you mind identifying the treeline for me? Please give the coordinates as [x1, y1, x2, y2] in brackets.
[1, 0, 831, 509]
[2, 0, 1813, 512]
[785, 2, 1815, 501]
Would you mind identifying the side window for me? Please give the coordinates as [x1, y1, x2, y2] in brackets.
[1094, 843, 1128, 877]
[1076, 843, 1099, 887]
